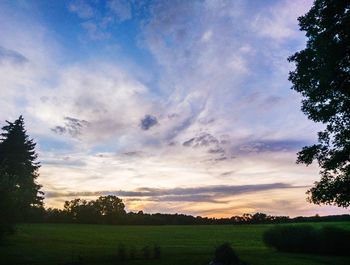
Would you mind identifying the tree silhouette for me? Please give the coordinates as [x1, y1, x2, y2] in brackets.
[64, 198, 99, 223]
[0, 116, 43, 226]
[0, 167, 15, 237]
[289, 0, 350, 207]
[63, 196, 126, 224]
[94, 195, 126, 224]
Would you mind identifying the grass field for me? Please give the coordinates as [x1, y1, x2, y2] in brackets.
[1, 222, 350, 265]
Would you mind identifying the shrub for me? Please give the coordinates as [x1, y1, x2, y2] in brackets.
[211, 243, 246, 265]
[263, 225, 350, 256]
[317, 226, 350, 255]
[263, 225, 317, 253]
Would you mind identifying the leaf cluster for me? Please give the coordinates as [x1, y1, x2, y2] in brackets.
[289, 0, 350, 206]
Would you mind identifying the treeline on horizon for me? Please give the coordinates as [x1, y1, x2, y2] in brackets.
[22, 195, 350, 225]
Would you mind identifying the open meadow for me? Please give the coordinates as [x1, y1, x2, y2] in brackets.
[1, 222, 350, 265]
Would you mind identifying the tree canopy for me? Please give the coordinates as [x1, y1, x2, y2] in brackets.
[0, 116, 43, 230]
[289, 0, 350, 207]
[63, 195, 126, 224]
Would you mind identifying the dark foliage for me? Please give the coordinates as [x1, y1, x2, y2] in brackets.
[0, 116, 43, 209]
[263, 225, 317, 253]
[0, 168, 15, 240]
[210, 243, 247, 265]
[64, 198, 101, 224]
[21, 195, 350, 225]
[45, 208, 71, 223]
[289, 0, 350, 207]
[317, 226, 350, 255]
[263, 225, 350, 255]
[0, 116, 43, 238]
[63, 196, 126, 224]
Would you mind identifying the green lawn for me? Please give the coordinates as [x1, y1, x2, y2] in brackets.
[1, 222, 350, 265]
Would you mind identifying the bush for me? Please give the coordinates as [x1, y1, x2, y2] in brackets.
[263, 225, 316, 253]
[263, 225, 350, 256]
[210, 243, 247, 265]
[318, 226, 350, 255]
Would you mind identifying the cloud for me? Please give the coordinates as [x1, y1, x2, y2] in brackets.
[68, 0, 95, 19]
[32, 63, 156, 146]
[208, 147, 225, 154]
[3, 0, 346, 218]
[51, 117, 89, 138]
[252, 0, 313, 42]
[140, 114, 158, 130]
[219, 171, 235, 177]
[81, 21, 111, 40]
[122, 151, 144, 157]
[45, 182, 302, 201]
[68, 0, 134, 40]
[0, 2, 60, 126]
[183, 133, 219, 148]
[183, 133, 228, 160]
[264, 96, 282, 105]
[150, 194, 224, 203]
[0, 46, 28, 64]
[236, 139, 308, 154]
[107, 0, 132, 21]
[42, 157, 86, 167]
[241, 92, 283, 108]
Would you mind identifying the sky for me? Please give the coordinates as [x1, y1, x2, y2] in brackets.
[0, 0, 348, 218]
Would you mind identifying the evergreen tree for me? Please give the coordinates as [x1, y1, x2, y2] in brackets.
[0, 167, 15, 238]
[0, 116, 43, 223]
[289, 0, 350, 206]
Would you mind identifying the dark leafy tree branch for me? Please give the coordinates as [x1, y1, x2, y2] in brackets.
[289, 0, 350, 207]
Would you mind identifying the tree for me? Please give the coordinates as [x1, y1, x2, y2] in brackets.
[63, 198, 99, 223]
[288, 0, 350, 207]
[0, 116, 43, 225]
[0, 168, 16, 238]
[93, 195, 126, 224]
[63, 196, 126, 224]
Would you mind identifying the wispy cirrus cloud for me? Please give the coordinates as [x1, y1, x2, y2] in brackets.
[252, 0, 313, 41]
[68, 0, 134, 40]
[68, 0, 95, 19]
[107, 0, 132, 21]
[0, 46, 28, 64]
[45, 182, 303, 205]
